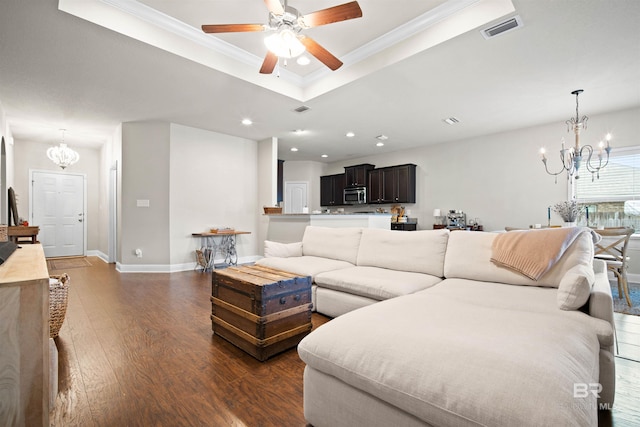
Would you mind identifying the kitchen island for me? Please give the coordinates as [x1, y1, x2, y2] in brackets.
[266, 213, 392, 243]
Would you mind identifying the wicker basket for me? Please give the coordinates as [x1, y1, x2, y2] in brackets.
[49, 274, 70, 338]
[263, 206, 283, 214]
[0, 224, 7, 242]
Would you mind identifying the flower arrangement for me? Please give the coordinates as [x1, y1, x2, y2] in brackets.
[552, 200, 582, 222]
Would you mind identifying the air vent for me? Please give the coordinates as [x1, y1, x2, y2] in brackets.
[443, 117, 460, 125]
[481, 15, 523, 39]
[294, 105, 311, 113]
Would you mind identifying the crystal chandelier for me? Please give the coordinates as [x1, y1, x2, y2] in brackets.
[47, 129, 79, 170]
[540, 89, 612, 183]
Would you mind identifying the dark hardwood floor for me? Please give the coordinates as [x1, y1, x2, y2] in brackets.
[49, 258, 639, 426]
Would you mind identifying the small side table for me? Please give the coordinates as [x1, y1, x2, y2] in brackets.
[192, 230, 251, 271]
[8, 226, 40, 244]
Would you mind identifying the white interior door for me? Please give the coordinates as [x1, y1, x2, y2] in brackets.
[284, 181, 308, 214]
[32, 171, 85, 257]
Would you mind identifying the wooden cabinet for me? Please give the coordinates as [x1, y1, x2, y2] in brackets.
[344, 164, 374, 187]
[320, 173, 346, 206]
[0, 244, 50, 426]
[368, 164, 416, 204]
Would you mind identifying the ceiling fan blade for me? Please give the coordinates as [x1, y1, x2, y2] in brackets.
[202, 24, 265, 33]
[264, 0, 284, 15]
[259, 51, 278, 74]
[299, 37, 343, 71]
[300, 1, 362, 28]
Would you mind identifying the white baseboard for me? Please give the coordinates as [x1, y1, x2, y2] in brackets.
[86, 250, 108, 263]
[115, 255, 263, 273]
[627, 273, 639, 285]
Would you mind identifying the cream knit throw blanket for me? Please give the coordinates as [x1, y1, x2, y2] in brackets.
[491, 227, 590, 281]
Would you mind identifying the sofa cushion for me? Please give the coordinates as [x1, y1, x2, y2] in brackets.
[264, 240, 303, 258]
[557, 264, 595, 310]
[299, 279, 609, 427]
[302, 226, 362, 265]
[444, 230, 594, 287]
[356, 228, 449, 277]
[255, 256, 354, 280]
[315, 266, 442, 301]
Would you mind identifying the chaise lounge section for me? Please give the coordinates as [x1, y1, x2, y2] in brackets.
[257, 226, 615, 426]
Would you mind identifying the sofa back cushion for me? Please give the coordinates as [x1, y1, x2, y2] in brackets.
[444, 230, 594, 288]
[357, 228, 450, 277]
[302, 226, 362, 265]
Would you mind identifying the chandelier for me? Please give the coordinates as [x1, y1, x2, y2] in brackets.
[540, 89, 612, 183]
[47, 129, 79, 170]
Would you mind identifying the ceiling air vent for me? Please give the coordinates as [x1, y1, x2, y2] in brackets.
[481, 15, 523, 39]
[294, 105, 311, 113]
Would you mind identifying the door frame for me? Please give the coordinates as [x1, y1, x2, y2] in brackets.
[28, 169, 88, 256]
[108, 161, 117, 263]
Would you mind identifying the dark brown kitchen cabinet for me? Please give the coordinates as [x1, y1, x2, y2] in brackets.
[320, 174, 346, 206]
[368, 164, 416, 204]
[344, 164, 374, 187]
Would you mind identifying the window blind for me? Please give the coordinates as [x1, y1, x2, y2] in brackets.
[575, 146, 640, 202]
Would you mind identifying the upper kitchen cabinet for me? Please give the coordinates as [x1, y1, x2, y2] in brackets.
[320, 173, 346, 206]
[368, 164, 416, 204]
[344, 164, 374, 187]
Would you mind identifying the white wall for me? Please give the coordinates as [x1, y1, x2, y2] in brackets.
[257, 137, 278, 256]
[120, 121, 171, 266]
[0, 101, 15, 224]
[12, 139, 101, 250]
[169, 123, 258, 266]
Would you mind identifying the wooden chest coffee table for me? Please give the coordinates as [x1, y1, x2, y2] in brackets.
[211, 265, 312, 361]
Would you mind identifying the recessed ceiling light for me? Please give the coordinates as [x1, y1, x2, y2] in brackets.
[443, 117, 460, 125]
[290, 147, 298, 152]
[376, 142, 384, 147]
[293, 129, 305, 135]
[376, 134, 388, 141]
[321, 154, 328, 158]
[346, 131, 355, 138]
[296, 55, 310, 66]
[241, 118, 252, 125]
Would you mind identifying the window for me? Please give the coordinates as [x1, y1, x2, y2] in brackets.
[574, 146, 640, 229]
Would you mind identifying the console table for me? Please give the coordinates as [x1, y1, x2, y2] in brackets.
[192, 230, 250, 271]
[8, 225, 40, 244]
[0, 244, 50, 426]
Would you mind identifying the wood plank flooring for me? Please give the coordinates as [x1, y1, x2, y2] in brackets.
[50, 258, 639, 426]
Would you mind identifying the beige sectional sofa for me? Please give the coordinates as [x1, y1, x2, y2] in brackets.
[256, 226, 615, 427]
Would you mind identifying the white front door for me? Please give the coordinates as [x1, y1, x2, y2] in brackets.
[284, 181, 308, 214]
[32, 171, 85, 257]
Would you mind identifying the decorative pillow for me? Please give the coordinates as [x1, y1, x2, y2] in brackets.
[264, 240, 303, 258]
[556, 264, 595, 310]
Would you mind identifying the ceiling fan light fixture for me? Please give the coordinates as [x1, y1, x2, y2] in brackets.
[264, 28, 305, 58]
[296, 55, 311, 65]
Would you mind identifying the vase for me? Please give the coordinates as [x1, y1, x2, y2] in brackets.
[563, 221, 577, 227]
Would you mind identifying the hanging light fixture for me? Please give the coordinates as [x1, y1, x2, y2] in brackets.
[264, 25, 305, 58]
[540, 89, 612, 183]
[47, 129, 79, 170]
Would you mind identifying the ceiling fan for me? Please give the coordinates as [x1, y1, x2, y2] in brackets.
[201, 0, 363, 74]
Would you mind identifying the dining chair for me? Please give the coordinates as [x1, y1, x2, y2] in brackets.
[593, 227, 635, 307]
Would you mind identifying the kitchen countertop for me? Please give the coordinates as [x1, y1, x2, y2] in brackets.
[265, 213, 391, 216]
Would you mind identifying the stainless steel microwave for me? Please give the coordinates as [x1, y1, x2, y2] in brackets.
[344, 186, 367, 205]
